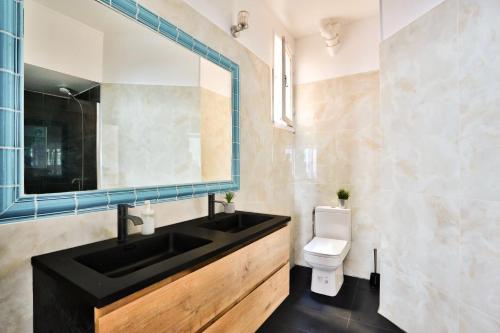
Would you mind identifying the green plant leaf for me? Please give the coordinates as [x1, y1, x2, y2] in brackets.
[225, 191, 235, 203]
[337, 188, 350, 200]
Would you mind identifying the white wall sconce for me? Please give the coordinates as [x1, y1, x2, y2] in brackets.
[319, 18, 341, 57]
[231, 11, 249, 38]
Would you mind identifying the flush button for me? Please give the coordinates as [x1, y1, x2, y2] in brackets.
[317, 275, 329, 284]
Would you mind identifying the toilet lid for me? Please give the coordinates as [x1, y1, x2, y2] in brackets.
[304, 237, 348, 257]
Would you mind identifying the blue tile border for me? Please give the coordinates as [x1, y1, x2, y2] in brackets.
[137, 6, 159, 30]
[36, 193, 76, 218]
[110, 0, 137, 19]
[159, 18, 177, 41]
[0, 0, 240, 223]
[77, 192, 109, 212]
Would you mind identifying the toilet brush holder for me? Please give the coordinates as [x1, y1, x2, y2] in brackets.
[369, 248, 380, 289]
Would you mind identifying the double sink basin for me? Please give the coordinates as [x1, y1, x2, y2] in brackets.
[75, 212, 273, 278]
[32, 210, 290, 306]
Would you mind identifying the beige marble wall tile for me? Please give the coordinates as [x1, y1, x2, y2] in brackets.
[460, 199, 500, 320]
[0, 210, 116, 333]
[379, 1, 461, 330]
[200, 88, 232, 182]
[459, 0, 500, 203]
[380, 0, 460, 199]
[459, 303, 500, 333]
[293, 71, 381, 277]
[378, 262, 459, 333]
[382, 191, 460, 296]
[100, 84, 202, 188]
[380, 0, 500, 331]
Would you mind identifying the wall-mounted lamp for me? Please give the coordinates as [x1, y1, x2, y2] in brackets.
[231, 11, 249, 38]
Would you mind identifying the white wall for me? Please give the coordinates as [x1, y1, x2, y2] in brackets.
[24, 0, 103, 82]
[380, 0, 446, 40]
[295, 16, 380, 84]
[200, 58, 231, 97]
[26, 0, 202, 87]
[102, 31, 199, 86]
[181, 0, 294, 66]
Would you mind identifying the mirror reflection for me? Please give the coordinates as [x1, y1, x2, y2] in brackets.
[23, 0, 232, 194]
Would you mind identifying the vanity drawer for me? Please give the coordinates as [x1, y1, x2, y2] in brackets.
[94, 225, 289, 333]
[204, 262, 289, 333]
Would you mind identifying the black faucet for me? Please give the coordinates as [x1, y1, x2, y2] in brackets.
[208, 193, 226, 219]
[117, 204, 143, 242]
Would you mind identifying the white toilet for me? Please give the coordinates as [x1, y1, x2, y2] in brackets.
[303, 206, 351, 296]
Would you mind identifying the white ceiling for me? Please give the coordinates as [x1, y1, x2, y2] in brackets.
[264, 0, 379, 39]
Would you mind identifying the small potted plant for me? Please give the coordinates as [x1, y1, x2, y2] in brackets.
[337, 189, 349, 208]
[224, 192, 235, 213]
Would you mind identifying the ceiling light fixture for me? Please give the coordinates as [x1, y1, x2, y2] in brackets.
[231, 11, 249, 38]
[319, 18, 341, 57]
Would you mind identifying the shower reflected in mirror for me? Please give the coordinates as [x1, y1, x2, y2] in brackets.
[24, 64, 99, 194]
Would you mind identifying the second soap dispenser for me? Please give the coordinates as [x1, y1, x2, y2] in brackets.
[141, 200, 155, 235]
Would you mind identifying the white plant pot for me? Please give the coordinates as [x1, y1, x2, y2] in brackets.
[339, 199, 347, 209]
[224, 202, 235, 213]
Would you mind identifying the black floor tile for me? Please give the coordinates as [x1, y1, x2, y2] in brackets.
[308, 284, 357, 318]
[267, 305, 349, 333]
[257, 320, 310, 333]
[290, 265, 312, 292]
[347, 320, 401, 333]
[355, 277, 374, 291]
[259, 266, 404, 333]
[343, 275, 360, 288]
[350, 289, 402, 332]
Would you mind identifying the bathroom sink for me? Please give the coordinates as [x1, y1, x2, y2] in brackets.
[75, 233, 212, 278]
[201, 213, 273, 233]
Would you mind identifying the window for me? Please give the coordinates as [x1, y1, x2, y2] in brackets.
[273, 34, 293, 128]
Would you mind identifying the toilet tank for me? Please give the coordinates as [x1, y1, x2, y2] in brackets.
[314, 206, 351, 241]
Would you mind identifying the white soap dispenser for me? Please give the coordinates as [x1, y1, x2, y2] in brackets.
[141, 200, 155, 235]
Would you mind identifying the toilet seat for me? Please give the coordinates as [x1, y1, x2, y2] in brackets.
[304, 237, 349, 258]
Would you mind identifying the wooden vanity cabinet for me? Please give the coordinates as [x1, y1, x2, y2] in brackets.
[94, 225, 290, 333]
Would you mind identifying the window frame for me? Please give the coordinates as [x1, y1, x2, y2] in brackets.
[273, 34, 294, 129]
[283, 43, 293, 127]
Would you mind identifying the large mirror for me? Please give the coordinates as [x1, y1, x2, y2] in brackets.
[23, 0, 233, 194]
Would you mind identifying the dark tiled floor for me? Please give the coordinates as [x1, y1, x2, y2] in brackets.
[258, 266, 404, 333]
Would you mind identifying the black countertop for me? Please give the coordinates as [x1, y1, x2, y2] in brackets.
[31, 211, 290, 308]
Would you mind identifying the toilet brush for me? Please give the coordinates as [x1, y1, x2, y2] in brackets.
[369, 248, 380, 289]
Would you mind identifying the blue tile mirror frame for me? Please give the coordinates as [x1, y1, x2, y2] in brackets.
[0, 0, 240, 223]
